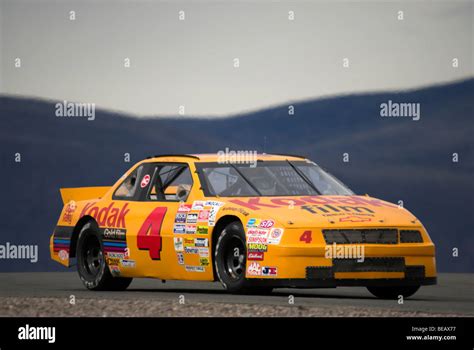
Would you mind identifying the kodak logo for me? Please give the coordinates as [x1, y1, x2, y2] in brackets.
[230, 196, 397, 210]
[80, 202, 130, 228]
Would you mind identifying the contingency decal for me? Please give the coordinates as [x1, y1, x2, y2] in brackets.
[100, 228, 129, 273]
[245, 219, 282, 277]
[174, 201, 223, 240]
[245, 218, 285, 262]
[174, 237, 184, 252]
[185, 265, 205, 273]
[173, 201, 222, 273]
[246, 262, 278, 277]
[177, 252, 184, 265]
[247, 262, 262, 276]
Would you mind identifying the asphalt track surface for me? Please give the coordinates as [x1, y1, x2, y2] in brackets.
[0, 272, 472, 316]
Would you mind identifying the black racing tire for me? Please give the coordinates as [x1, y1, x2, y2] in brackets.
[76, 222, 132, 291]
[366, 285, 420, 299]
[214, 221, 273, 295]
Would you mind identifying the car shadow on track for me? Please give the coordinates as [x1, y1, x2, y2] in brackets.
[62, 286, 439, 302]
[113, 287, 390, 301]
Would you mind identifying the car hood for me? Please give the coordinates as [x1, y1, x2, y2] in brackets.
[223, 195, 419, 228]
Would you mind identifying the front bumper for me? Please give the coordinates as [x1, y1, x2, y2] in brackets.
[245, 229, 437, 284]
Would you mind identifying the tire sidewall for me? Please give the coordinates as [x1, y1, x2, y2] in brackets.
[214, 222, 247, 293]
[76, 222, 108, 290]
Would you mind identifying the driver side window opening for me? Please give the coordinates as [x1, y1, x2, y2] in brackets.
[148, 164, 193, 202]
[114, 165, 144, 198]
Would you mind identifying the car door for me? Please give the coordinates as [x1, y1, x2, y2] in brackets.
[113, 162, 211, 281]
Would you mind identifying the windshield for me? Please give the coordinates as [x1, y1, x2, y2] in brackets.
[197, 161, 353, 197]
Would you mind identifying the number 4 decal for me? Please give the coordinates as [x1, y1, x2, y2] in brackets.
[137, 207, 167, 260]
[300, 230, 312, 244]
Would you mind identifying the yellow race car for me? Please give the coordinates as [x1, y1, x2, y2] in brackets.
[50, 154, 436, 299]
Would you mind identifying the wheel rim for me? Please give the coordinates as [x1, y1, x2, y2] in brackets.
[81, 234, 103, 277]
[223, 236, 245, 281]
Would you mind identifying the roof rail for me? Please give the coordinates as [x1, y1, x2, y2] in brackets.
[145, 154, 201, 160]
[267, 153, 307, 159]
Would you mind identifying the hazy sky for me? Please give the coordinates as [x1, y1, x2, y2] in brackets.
[1, 0, 472, 116]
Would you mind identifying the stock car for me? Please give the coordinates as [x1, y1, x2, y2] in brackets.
[50, 154, 436, 299]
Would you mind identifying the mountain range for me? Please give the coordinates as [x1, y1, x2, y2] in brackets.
[0, 78, 472, 272]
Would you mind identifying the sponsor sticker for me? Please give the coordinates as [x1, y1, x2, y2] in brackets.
[109, 265, 121, 276]
[121, 259, 136, 268]
[259, 220, 274, 229]
[185, 265, 205, 272]
[106, 252, 126, 259]
[185, 224, 197, 234]
[247, 235, 268, 244]
[174, 237, 184, 252]
[175, 213, 187, 223]
[184, 238, 195, 247]
[247, 228, 269, 236]
[178, 204, 192, 212]
[58, 250, 69, 261]
[247, 218, 261, 228]
[140, 174, 151, 188]
[199, 257, 210, 266]
[247, 252, 264, 261]
[198, 247, 209, 257]
[247, 243, 268, 252]
[196, 225, 209, 235]
[198, 210, 210, 222]
[103, 228, 127, 240]
[247, 262, 262, 276]
[186, 213, 198, 224]
[173, 224, 186, 234]
[62, 201, 76, 224]
[177, 252, 184, 265]
[106, 257, 121, 266]
[194, 238, 209, 247]
[267, 228, 284, 245]
[192, 201, 206, 210]
[205, 200, 224, 207]
[262, 266, 277, 276]
[208, 207, 220, 226]
[184, 247, 199, 254]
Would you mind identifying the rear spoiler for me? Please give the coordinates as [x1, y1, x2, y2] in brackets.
[60, 187, 110, 205]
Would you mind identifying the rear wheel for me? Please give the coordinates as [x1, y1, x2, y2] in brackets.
[367, 285, 420, 299]
[76, 222, 132, 291]
[214, 221, 273, 294]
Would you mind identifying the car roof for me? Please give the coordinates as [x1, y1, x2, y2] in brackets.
[142, 153, 307, 163]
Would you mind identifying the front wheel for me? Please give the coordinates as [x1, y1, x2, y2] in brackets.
[367, 285, 420, 299]
[76, 222, 132, 291]
[214, 221, 273, 294]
